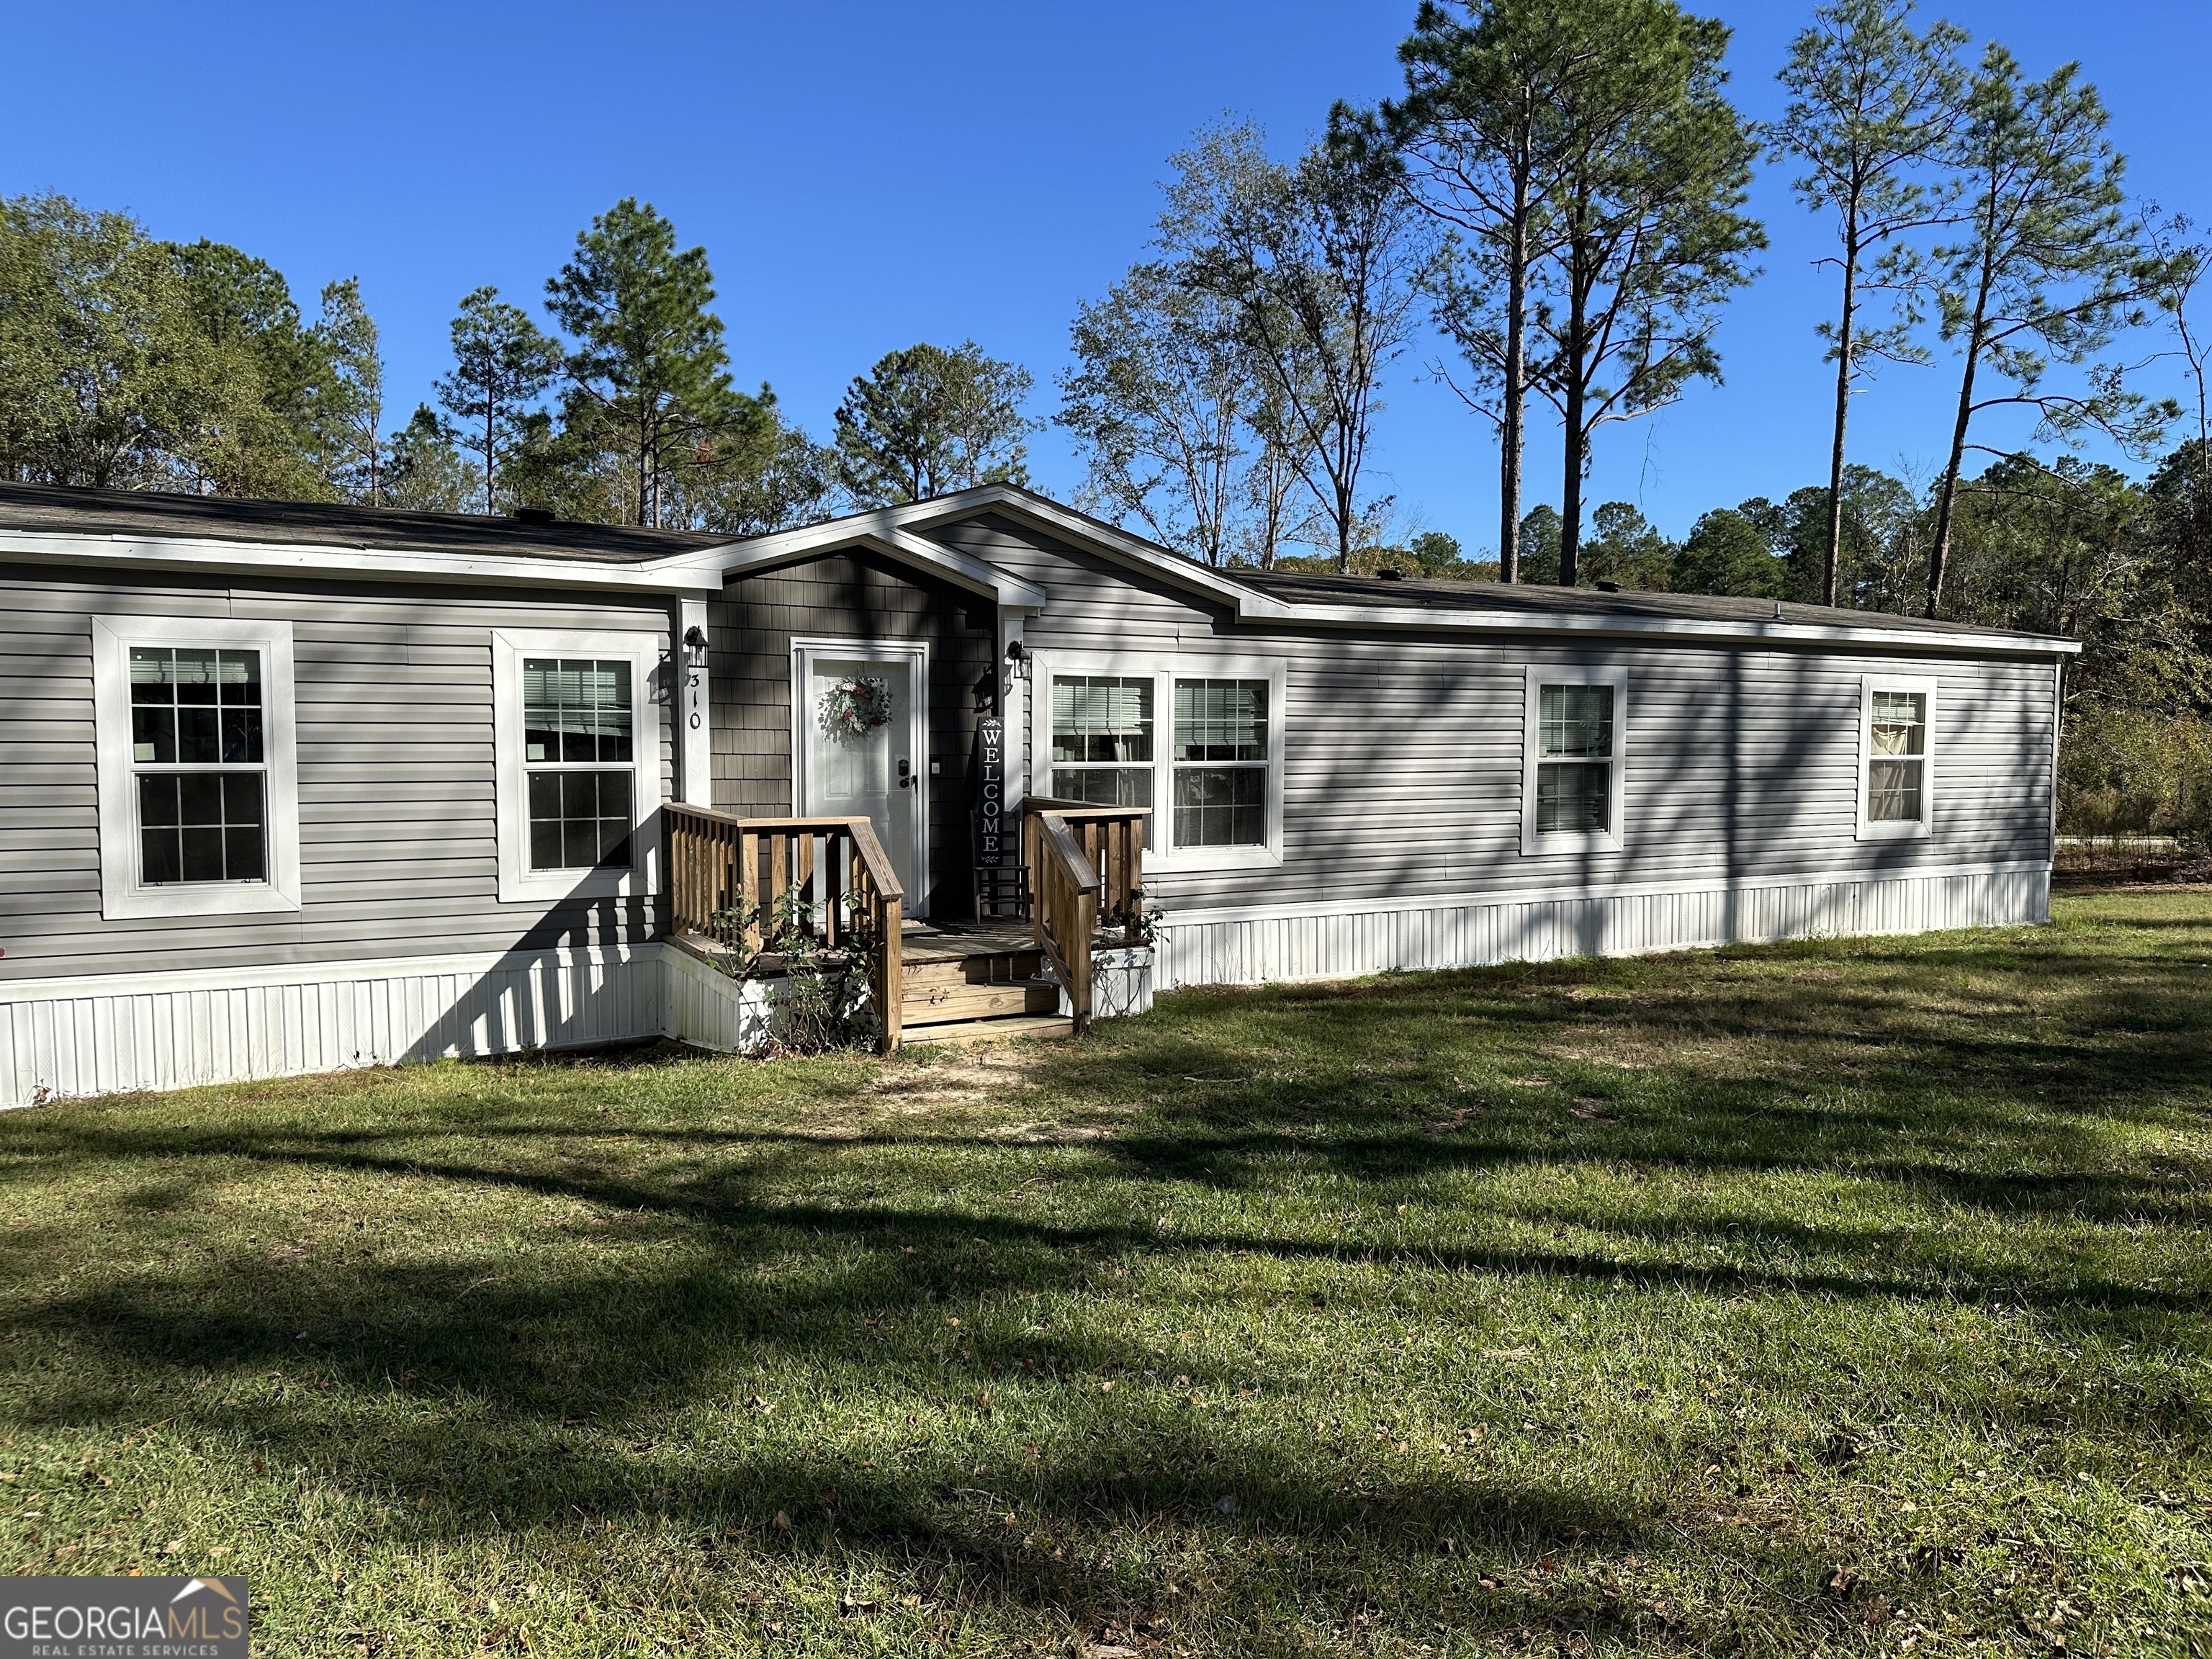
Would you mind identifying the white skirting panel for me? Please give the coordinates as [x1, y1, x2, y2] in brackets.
[661, 945, 774, 1054]
[1, 863, 2051, 1107]
[0, 945, 673, 1109]
[1152, 863, 2051, 991]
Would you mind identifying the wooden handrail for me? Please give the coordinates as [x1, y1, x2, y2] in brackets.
[1022, 799, 1146, 928]
[1022, 798, 1146, 1033]
[842, 815, 905, 1054]
[664, 802, 906, 1054]
[1030, 811, 1100, 1030]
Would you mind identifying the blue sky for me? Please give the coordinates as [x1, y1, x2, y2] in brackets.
[3, 1, 2204, 549]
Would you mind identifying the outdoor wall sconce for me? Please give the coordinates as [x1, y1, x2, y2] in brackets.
[683, 624, 708, 665]
[1004, 639, 1032, 680]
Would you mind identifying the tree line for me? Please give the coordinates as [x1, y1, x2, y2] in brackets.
[0, 194, 1039, 533]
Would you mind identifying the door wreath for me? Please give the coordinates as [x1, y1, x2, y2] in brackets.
[818, 675, 894, 743]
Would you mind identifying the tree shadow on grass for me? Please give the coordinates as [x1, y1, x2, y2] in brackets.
[10, 1231, 1662, 1645]
[1022, 930, 2211, 1218]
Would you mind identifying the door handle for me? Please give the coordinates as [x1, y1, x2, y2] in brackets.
[898, 757, 914, 790]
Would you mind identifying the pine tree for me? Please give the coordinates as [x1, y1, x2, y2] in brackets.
[435, 286, 562, 515]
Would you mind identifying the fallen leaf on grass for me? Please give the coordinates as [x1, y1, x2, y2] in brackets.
[1481, 1347, 1534, 1361]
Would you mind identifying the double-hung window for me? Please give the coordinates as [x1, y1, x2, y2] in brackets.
[1173, 678, 1268, 848]
[1035, 655, 1285, 868]
[1521, 667, 1627, 854]
[130, 647, 269, 886]
[1858, 675, 1937, 840]
[1050, 675, 1156, 838]
[524, 658, 635, 872]
[91, 616, 301, 919]
[492, 630, 660, 902]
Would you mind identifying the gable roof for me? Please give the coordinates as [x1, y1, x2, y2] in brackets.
[875, 485, 2080, 657]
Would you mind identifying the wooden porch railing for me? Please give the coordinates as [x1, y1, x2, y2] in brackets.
[664, 803, 906, 1053]
[1022, 797, 1148, 1031]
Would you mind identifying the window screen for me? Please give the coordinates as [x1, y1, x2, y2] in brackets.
[1535, 683, 1614, 835]
[523, 657, 635, 871]
[1173, 678, 1268, 848]
[1050, 675, 1156, 826]
[127, 647, 269, 885]
[1867, 689, 1928, 823]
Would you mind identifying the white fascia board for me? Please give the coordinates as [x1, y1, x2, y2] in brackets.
[889, 487, 1256, 613]
[1231, 596, 2083, 657]
[0, 526, 725, 596]
[648, 517, 1050, 609]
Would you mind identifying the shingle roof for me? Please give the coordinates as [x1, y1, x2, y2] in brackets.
[1234, 567, 2041, 642]
[0, 482, 727, 564]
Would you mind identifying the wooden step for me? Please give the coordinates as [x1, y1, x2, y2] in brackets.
[902, 953, 1044, 990]
[901, 1012, 1076, 1047]
[902, 976, 1061, 1026]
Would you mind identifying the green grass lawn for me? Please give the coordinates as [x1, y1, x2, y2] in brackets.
[2, 889, 2209, 1657]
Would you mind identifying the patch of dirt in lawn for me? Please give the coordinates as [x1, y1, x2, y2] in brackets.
[866, 1046, 1051, 1118]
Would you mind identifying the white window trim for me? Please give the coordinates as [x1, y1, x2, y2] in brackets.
[1857, 673, 1938, 842]
[492, 629, 665, 904]
[92, 615, 301, 920]
[1029, 648, 1287, 873]
[1520, 665, 1629, 856]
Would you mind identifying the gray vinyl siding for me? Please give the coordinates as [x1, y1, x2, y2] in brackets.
[0, 568, 673, 981]
[924, 512, 2058, 915]
[707, 552, 997, 917]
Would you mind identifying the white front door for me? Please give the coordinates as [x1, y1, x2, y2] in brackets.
[797, 648, 925, 916]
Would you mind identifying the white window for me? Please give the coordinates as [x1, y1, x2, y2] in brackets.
[92, 616, 301, 919]
[1034, 652, 1284, 871]
[1858, 674, 1937, 840]
[492, 630, 663, 903]
[1521, 666, 1627, 855]
[1050, 675, 1156, 842]
[1173, 678, 1270, 849]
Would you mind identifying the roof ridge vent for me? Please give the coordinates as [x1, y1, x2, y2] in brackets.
[511, 505, 555, 526]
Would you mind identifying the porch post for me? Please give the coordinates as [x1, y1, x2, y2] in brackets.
[998, 606, 1030, 813]
[676, 595, 712, 808]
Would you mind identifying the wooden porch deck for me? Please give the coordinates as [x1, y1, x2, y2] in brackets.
[661, 799, 1148, 1053]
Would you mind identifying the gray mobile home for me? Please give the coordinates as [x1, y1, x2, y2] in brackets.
[0, 482, 2074, 1106]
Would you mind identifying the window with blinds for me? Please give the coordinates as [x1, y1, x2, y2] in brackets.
[127, 647, 267, 885]
[1534, 683, 1614, 834]
[1050, 676, 1155, 840]
[523, 658, 634, 871]
[1172, 678, 1268, 848]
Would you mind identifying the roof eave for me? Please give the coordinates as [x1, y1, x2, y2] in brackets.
[1233, 592, 2082, 655]
[0, 526, 728, 595]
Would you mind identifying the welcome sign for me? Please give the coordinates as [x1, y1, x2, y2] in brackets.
[972, 716, 1006, 868]
[1, 1576, 248, 1658]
